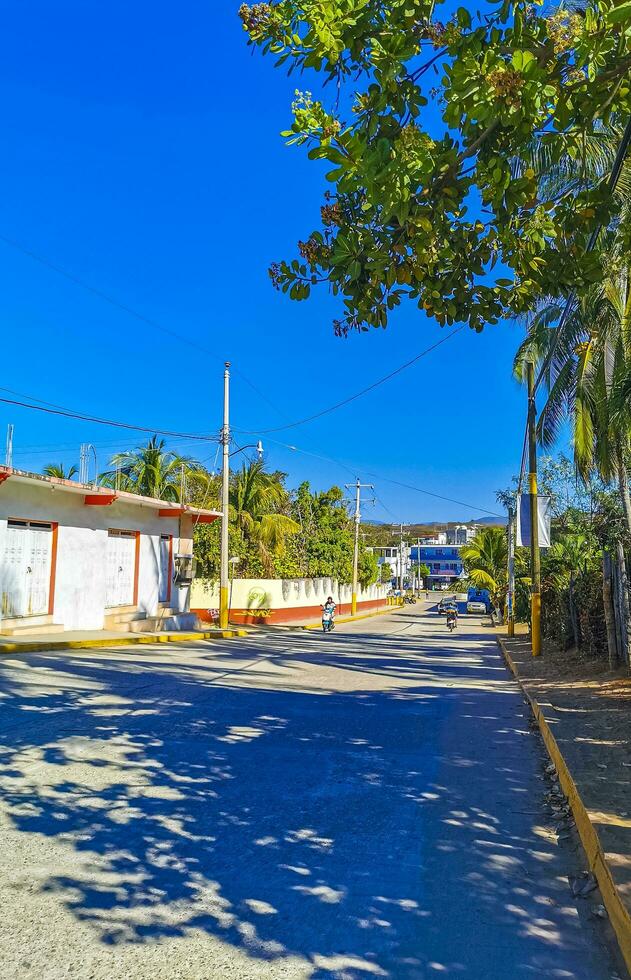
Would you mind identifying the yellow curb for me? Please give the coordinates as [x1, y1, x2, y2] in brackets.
[497, 636, 631, 974]
[0, 629, 247, 655]
[303, 604, 402, 631]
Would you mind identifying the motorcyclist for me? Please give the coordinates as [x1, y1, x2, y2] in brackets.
[321, 596, 336, 631]
[446, 605, 458, 629]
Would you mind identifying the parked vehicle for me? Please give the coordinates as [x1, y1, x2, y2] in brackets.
[466, 588, 491, 614]
[404, 595, 416, 604]
[466, 600, 488, 614]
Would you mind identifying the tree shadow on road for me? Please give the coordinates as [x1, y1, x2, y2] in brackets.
[0, 631, 614, 979]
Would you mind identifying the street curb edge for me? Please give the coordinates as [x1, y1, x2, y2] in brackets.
[0, 628, 248, 655]
[497, 636, 631, 974]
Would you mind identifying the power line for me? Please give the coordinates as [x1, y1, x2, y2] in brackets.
[0, 392, 219, 442]
[266, 435, 504, 517]
[235, 326, 465, 435]
[0, 233, 217, 359]
[0, 235, 465, 438]
[232, 367, 289, 422]
[11, 439, 216, 459]
[367, 472, 504, 518]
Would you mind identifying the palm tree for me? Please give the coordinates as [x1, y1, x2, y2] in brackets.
[515, 266, 631, 532]
[543, 533, 596, 650]
[100, 436, 209, 502]
[230, 461, 299, 573]
[43, 463, 78, 480]
[460, 527, 529, 614]
[515, 264, 631, 666]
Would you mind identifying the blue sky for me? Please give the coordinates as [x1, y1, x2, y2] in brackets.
[0, 1, 533, 522]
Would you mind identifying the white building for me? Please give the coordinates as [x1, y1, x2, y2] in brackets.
[0, 466, 220, 636]
[367, 545, 410, 585]
[446, 524, 480, 545]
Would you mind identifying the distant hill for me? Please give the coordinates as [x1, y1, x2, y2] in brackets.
[361, 515, 507, 541]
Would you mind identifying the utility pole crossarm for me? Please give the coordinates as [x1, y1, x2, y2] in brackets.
[345, 479, 374, 616]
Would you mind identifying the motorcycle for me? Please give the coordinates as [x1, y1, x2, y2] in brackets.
[446, 614, 457, 632]
[404, 596, 416, 604]
[321, 608, 335, 633]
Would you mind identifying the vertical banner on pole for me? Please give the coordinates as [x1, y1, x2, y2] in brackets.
[516, 494, 552, 548]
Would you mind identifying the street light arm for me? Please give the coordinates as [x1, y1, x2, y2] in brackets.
[229, 441, 264, 459]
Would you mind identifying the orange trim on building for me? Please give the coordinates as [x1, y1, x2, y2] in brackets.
[48, 523, 59, 616]
[158, 509, 218, 523]
[133, 531, 141, 606]
[85, 494, 117, 506]
[193, 597, 387, 626]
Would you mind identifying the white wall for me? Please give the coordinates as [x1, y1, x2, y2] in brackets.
[0, 481, 184, 630]
[191, 577, 389, 611]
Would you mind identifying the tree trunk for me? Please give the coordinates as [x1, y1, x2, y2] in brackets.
[568, 572, 580, 650]
[617, 453, 631, 539]
[602, 550, 618, 669]
[615, 540, 631, 668]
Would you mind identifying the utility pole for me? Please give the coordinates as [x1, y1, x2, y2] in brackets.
[220, 362, 231, 629]
[391, 524, 410, 593]
[527, 361, 541, 656]
[507, 504, 515, 638]
[346, 479, 373, 616]
[5, 424, 13, 468]
[80, 444, 88, 483]
[80, 443, 97, 485]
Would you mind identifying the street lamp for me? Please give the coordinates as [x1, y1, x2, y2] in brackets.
[229, 440, 264, 460]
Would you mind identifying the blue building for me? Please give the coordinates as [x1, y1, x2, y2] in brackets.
[410, 545, 464, 590]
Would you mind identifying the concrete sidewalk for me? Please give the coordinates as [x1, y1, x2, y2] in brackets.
[0, 626, 247, 654]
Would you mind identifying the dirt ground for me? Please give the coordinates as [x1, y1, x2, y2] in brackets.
[499, 631, 631, 919]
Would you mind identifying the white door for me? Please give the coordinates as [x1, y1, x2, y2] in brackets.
[158, 535, 171, 603]
[105, 530, 136, 607]
[1, 520, 53, 618]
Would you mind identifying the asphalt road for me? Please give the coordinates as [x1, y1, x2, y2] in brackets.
[0, 604, 624, 979]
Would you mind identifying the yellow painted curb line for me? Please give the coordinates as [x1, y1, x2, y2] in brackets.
[0, 629, 247, 655]
[303, 604, 402, 630]
[497, 636, 631, 974]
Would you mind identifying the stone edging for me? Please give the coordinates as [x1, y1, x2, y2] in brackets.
[497, 635, 631, 974]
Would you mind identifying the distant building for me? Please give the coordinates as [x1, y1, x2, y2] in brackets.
[410, 543, 464, 590]
[367, 545, 410, 585]
[446, 524, 480, 545]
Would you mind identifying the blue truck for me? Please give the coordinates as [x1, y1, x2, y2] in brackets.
[466, 588, 492, 614]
